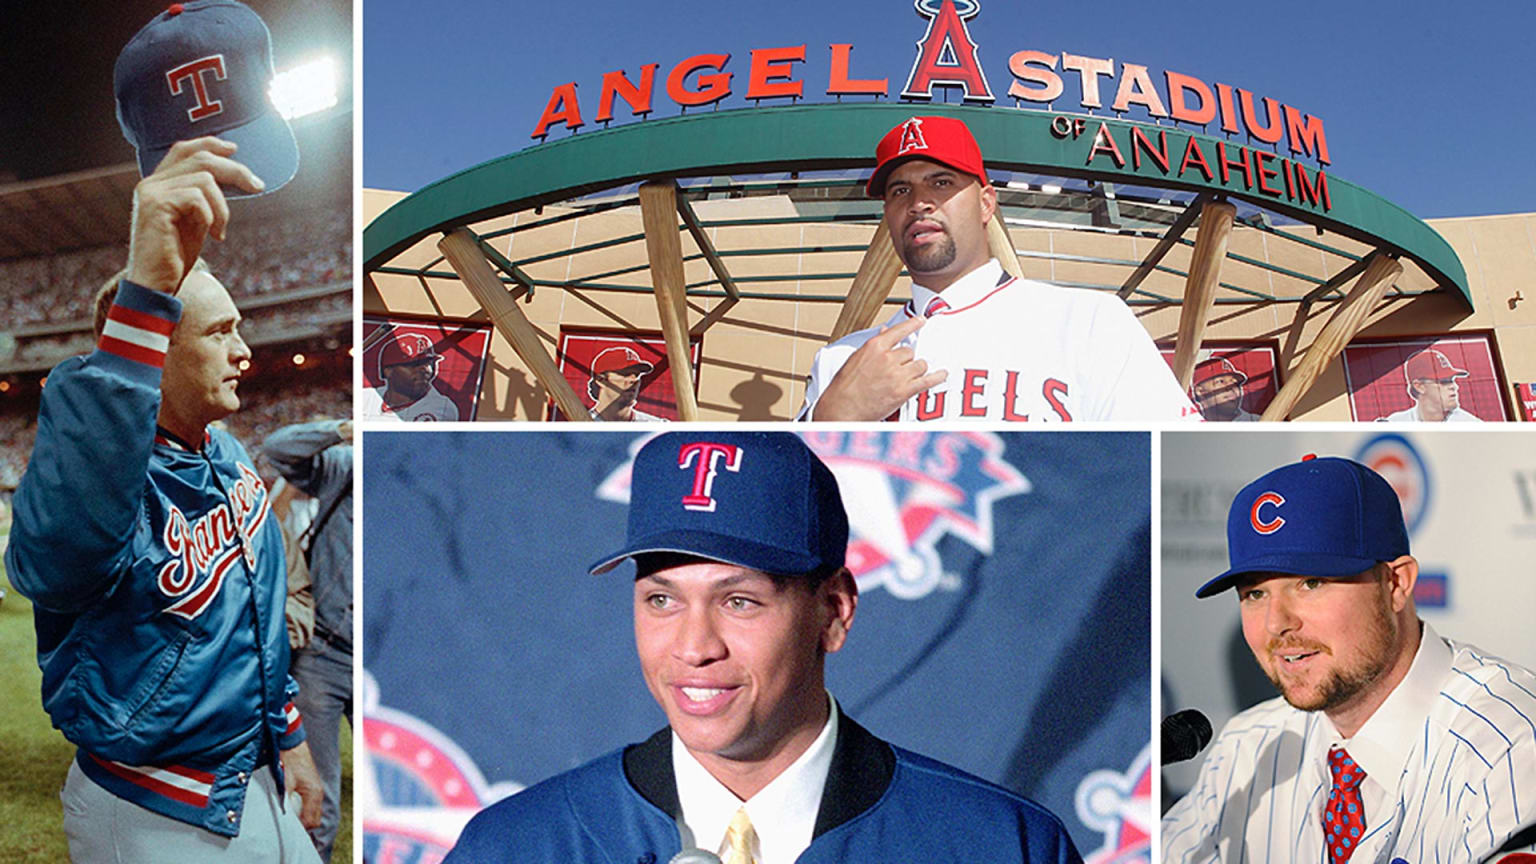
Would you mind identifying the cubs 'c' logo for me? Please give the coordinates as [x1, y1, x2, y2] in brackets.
[1075, 745, 1152, 864]
[1250, 492, 1285, 535]
[598, 431, 1030, 600]
[1355, 433, 1430, 535]
[901, 0, 995, 103]
[361, 672, 522, 864]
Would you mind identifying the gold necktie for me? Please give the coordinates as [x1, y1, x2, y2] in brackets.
[721, 806, 758, 864]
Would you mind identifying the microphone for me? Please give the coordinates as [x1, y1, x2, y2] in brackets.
[1162, 709, 1213, 764]
[668, 850, 723, 864]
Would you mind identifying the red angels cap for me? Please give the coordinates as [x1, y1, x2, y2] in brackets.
[591, 346, 655, 377]
[1192, 357, 1248, 391]
[1403, 349, 1468, 383]
[866, 116, 989, 198]
[377, 332, 438, 377]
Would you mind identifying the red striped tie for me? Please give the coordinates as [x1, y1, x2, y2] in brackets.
[923, 297, 950, 317]
[1324, 747, 1367, 864]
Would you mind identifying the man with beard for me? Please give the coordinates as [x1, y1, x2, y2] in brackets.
[362, 332, 460, 421]
[798, 115, 1196, 422]
[1189, 357, 1260, 422]
[1381, 349, 1483, 422]
[1161, 455, 1536, 864]
[586, 346, 664, 421]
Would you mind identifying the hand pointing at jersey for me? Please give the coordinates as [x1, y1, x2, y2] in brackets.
[812, 315, 947, 421]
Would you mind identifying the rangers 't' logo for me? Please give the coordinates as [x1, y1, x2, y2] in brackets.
[598, 431, 1030, 600]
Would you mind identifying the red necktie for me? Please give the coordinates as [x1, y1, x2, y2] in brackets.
[1324, 747, 1367, 864]
[922, 297, 949, 317]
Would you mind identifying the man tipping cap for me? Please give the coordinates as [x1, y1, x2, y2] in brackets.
[1195, 455, 1409, 598]
[115, 0, 299, 197]
[866, 115, 989, 198]
[589, 431, 848, 577]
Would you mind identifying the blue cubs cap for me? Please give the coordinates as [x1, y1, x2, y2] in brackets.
[115, 0, 299, 198]
[1195, 455, 1410, 598]
[590, 432, 848, 577]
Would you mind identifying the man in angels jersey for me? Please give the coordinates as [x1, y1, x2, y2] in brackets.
[1162, 456, 1536, 864]
[362, 332, 460, 422]
[1379, 349, 1483, 422]
[798, 116, 1197, 422]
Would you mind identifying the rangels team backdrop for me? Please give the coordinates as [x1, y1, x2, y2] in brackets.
[361, 430, 1152, 862]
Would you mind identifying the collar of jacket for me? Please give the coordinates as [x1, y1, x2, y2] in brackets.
[621, 702, 897, 840]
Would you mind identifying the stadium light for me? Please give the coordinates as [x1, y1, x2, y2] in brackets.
[1041, 184, 1063, 195]
[270, 57, 339, 120]
[292, 353, 307, 366]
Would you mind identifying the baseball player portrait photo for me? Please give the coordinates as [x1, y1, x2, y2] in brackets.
[361, 331, 461, 422]
[587, 345, 665, 422]
[1189, 357, 1261, 422]
[2, 1, 353, 860]
[1161, 445, 1536, 863]
[363, 429, 1157, 862]
[1379, 349, 1483, 422]
[798, 115, 1198, 422]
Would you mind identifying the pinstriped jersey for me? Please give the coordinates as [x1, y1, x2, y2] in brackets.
[799, 259, 1200, 422]
[1162, 624, 1536, 864]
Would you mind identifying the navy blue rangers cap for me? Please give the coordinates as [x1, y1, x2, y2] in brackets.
[1195, 455, 1410, 598]
[115, 0, 299, 198]
[590, 432, 849, 577]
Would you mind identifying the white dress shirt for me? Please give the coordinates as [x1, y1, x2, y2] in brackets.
[672, 696, 838, 864]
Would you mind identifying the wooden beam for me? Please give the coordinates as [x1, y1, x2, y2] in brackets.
[1171, 200, 1236, 390]
[987, 214, 1023, 279]
[1260, 251, 1402, 421]
[1118, 192, 1210, 300]
[676, 194, 740, 337]
[637, 180, 701, 421]
[830, 220, 903, 342]
[438, 228, 590, 421]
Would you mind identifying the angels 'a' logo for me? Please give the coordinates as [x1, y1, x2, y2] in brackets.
[896, 117, 929, 154]
[901, 0, 995, 103]
[361, 671, 521, 864]
[1075, 745, 1152, 864]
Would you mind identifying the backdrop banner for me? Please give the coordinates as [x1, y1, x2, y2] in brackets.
[362, 430, 1152, 863]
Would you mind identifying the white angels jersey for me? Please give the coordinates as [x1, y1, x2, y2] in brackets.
[1382, 405, 1483, 423]
[800, 260, 1200, 422]
[1162, 626, 1536, 864]
[360, 384, 460, 422]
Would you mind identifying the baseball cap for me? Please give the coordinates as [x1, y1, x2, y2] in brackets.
[115, 0, 299, 198]
[1192, 357, 1247, 392]
[866, 116, 989, 198]
[592, 346, 655, 377]
[1195, 455, 1409, 598]
[378, 332, 438, 376]
[590, 432, 848, 577]
[1404, 349, 1468, 383]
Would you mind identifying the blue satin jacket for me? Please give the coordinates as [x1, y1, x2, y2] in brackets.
[6, 280, 305, 837]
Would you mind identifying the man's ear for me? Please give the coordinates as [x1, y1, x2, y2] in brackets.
[821, 568, 858, 654]
[979, 180, 998, 225]
[1383, 555, 1419, 613]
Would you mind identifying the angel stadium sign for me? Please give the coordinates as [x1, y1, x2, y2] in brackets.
[531, 0, 1332, 180]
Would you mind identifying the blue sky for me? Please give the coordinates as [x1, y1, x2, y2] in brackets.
[364, 0, 1534, 219]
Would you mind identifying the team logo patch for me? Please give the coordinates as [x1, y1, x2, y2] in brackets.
[1075, 745, 1152, 864]
[1249, 491, 1286, 535]
[166, 54, 228, 122]
[158, 462, 270, 620]
[896, 117, 929, 154]
[1354, 433, 1431, 535]
[361, 672, 521, 864]
[677, 441, 743, 512]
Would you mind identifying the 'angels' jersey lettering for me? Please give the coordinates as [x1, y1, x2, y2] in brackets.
[800, 260, 1199, 422]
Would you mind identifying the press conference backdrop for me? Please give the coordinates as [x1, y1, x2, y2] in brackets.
[1160, 429, 1536, 811]
[362, 430, 1152, 863]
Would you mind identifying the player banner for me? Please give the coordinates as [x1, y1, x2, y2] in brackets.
[361, 317, 492, 421]
[1159, 343, 1279, 422]
[1342, 334, 1507, 422]
[549, 328, 700, 422]
[362, 431, 1152, 863]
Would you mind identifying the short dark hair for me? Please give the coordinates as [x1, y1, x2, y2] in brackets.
[632, 552, 844, 591]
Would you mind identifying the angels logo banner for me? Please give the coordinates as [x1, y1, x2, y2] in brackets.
[362, 430, 1151, 859]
